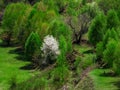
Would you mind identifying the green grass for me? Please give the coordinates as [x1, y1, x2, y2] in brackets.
[89, 69, 120, 90]
[74, 44, 92, 54]
[0, 47, 39, 90]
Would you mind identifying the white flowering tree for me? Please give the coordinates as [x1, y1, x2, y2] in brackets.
[41, 35, 60, 64]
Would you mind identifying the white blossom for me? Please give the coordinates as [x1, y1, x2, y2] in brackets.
[41, 35, 60, 57]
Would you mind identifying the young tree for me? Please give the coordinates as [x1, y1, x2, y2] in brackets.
[25, 32, 42, 61]
[2, 3, 27, 45]
[113, 42, 120, 75]
[88, 13, 106, 46]
[51, 35, 70, 85]
[41, 35, 60, 65]
[107, 10, 119, 30]
[103, 39, 117, 67]
[103, 29, 118, 49]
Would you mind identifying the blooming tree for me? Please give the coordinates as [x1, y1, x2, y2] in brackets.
[41, 35, 60, 64]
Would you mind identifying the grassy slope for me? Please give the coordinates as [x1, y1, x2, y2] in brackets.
[0, 47, 39, 90]
[89, 69, 120, 90]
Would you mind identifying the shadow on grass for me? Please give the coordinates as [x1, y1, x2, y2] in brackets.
[0, 41, 18, 48]
[8, 47, 37, 70]
[8, 47, 28, 62]
[109, 80, 120, 90]
[20, 63, 36, 70]
[83, 49, 94, 54]
[112, 81, 120, 90]
[100, 71, 117, 77]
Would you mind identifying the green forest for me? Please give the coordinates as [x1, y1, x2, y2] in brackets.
[0, 0, 120, 90]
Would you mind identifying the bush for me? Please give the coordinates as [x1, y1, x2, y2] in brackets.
[88, 13, 106, 46]
[96, 42, 104, 59]
[25, 32, 42, 61]
[2, 3, 28, 45]
[107, 10, 119, 30]
[81, 54, 95, 69]
[51, 52, 69, 85]
[103, 29, 118, 49]
[113, 43, 120, 75]
[51, 35, 71, 85]
[13, 5, 32, 46]
[103, 39, 117, 67]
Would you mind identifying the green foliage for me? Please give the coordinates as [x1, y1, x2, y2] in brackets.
[74, 56, 82, 75]
[13, 6, 32, 46]
[50, 35, 72, 85]
[113, 43, 120, 75]
[13, 76, 49, 90]
[98, 0, 120, 16]
[89, 69, 120, 90]
[66, 1, 80, 16]
[49, 20, 72, 53]
[2, 3, 27, 31]
[103, 39, 117, 67]
[82, 0, 86, 5]
[107, 10, 119, 29]
[103, 29, 118, 49]
[25, 32, 41, 61]
[88, 13, 106, 46]
[2, 3, 28, 45]
[96, 42, 104, 58]
[51, 52, 69, 85]
[81, 54, 95, 69]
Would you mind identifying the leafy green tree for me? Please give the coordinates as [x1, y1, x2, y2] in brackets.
[103, 29, 118, 49]
[82, 0, 86, 5]
[107, 10, 119, 30]
[103, 39, 117, 67]
[96, 42, 104, 59]
[13, 4, 31, 46]
[2, 3, 28, 45]
[88, 13, 106, 46]
[98, 0, 120, 16]
[25, 32, 42, 61]
[51, 35, 70, 85]
[113, 42, 120, 75]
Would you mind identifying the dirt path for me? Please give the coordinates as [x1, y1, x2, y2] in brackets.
[75, 65, 97, 90]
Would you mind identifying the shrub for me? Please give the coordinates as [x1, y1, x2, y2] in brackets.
[74, 56, 82, 75]
[103, 39, 117, 67]
[113, 43, 120, 75]
[96, 42, 104, 59]
[2, 3, 28, 45]
[88, 13, 106, 46]
[49, 20, 71, 39]
[51, 35, 71, 85]
[107, 10, 119, 30]
[13, 5, 32, 46]
[25, 32, 42, 61]
[51, 52, 69, 85]
[81, 54, 95, 69]
[103, 29, 118, 49]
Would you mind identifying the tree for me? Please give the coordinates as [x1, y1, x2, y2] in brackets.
[98, 0, 120, 16]
[68, 13, 90, 44]
[41, 35, 60, 65]
[96, 42, 104, 59]
[2, 3, 28, 45]
[103, 39, 117, 67]
[107, 10, 119, 30]
[113, 42, 120, 75]
[51, 35, 70, 85]
[25, 32, 42, 61]
[88, 13, 106, 46]
[103, 29, 118, 49]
